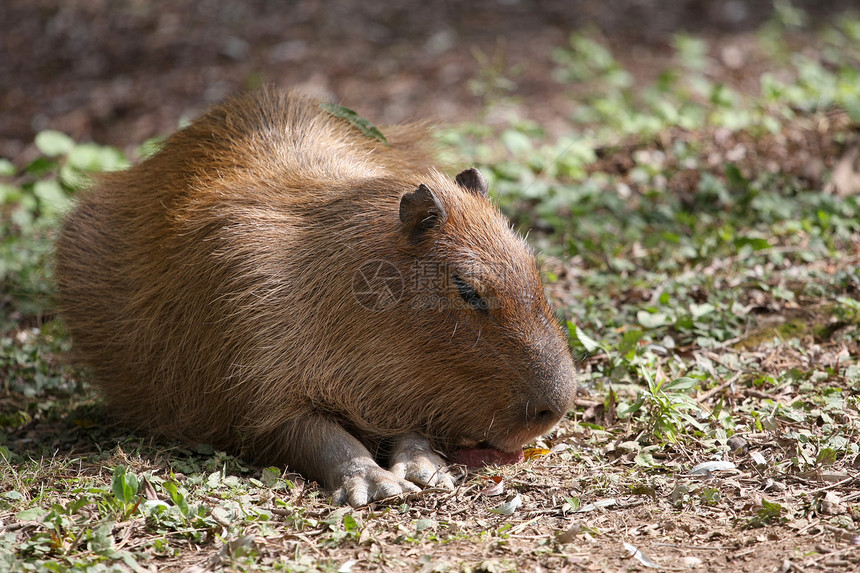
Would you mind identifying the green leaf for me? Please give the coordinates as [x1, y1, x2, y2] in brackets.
[260, 466, 281, 488]
[772, 286, 795, 302]
[724, 163, 747, 189]
[112, 466, 139, 503]
[343, 513, 359, 533]
[0, 158, 15, 176]
[618, 329, 644, 359]
[194, 443, 214, 455]
[135, 137, 164, 160]
[16, 507, 47, 521]
[206, 471, 221, 488]
[59, 162, 91, 191]
[678, 411, 707, 432]
[674, 34, 709, 71]
[734, 236, 771, 251]
[816, 448, 837, 465]
[501, 129, 533, 155]
[67, 143, 128, 172]
[88, 521, 116, 554]
[164, 482, 189, 516]
[633, 451, 660, 468]
[844, 97, 860, 123]
[618, 400, 644, 417]
[33, 180, 70, 214]
[34, 130, 75, 157]
[118, 551, 147, 573]
[759, 499, 783, 518]
[142, 499, 169, 513]
[663, 377, 700, 391]
[24, 156, 58, 176]
[0, 182, 21, 203]
[568, 321, 602, 353]
[689, 303, 715, 319]
[319, 103, 388, 144]
[637, 311, 671, 329]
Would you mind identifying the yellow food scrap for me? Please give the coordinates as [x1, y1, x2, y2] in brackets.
[523, 447, 551, 460]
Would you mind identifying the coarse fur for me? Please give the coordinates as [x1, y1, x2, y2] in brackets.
[55, 88, 576, 494]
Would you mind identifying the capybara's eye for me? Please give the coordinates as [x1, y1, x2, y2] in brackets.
[452, 274, 489, 313]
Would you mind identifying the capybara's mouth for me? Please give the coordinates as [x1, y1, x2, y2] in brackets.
[448, 442, 526, 468]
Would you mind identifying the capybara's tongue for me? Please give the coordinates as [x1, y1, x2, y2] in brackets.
[449, 447, 525, 468]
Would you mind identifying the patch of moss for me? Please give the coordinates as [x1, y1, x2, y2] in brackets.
[735, 318, 808, 350]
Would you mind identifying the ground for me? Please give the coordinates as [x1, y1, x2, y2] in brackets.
[2, 1, 860, 572]
[3, 0, 857, 158]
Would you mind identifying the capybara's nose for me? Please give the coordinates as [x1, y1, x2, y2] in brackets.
[524, 395, 567, 428]
[524, 362, 576, 428]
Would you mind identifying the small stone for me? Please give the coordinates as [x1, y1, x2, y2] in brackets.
[727, 436, 748, 455]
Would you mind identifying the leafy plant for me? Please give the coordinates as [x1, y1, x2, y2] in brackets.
[1, 131, 127, 323]
[620, 373, 705, 443]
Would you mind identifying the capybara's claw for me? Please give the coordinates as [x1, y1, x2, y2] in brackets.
[334, 462, 420, 506]
[389, 433, 458, 490]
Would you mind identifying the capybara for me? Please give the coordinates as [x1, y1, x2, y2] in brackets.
[55, 88, 577, 505]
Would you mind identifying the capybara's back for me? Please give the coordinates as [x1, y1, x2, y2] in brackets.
[56, 89, 576, 505]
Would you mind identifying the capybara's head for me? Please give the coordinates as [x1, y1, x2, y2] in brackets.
[340, 167, 577, 457]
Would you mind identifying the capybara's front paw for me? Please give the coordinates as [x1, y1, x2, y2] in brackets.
[389, 433, 458, 490]
[333, 460, 421, 506]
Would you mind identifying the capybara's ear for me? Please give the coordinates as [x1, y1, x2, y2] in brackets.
[455, 168, 488, 198]
[399, 183, 447, 241]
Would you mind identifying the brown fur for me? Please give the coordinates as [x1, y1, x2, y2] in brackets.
[55, 88, 576, 488]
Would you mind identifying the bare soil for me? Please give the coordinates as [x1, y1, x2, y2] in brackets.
[2, 0, 856, 160]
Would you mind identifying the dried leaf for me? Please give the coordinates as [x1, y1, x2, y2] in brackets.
[140, 475, 159, 501]
[689, 460, 736, 475]
[556, 521, 582, 544]
[624, 542, 660, 568]
[820, 491, 845, 515]
[750, 451, 768, 468]
[480, 477, 505, 497]
[550, 443, 569, 454]
[574, 498, 617, 513]
[524, 447, 551, 461]
[218, 534, 256, 558]
[489, 493, 522, 515]
[319, 103, 388, 144]
[825, 142, 860, 197]
[682, 556, 703, 568]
